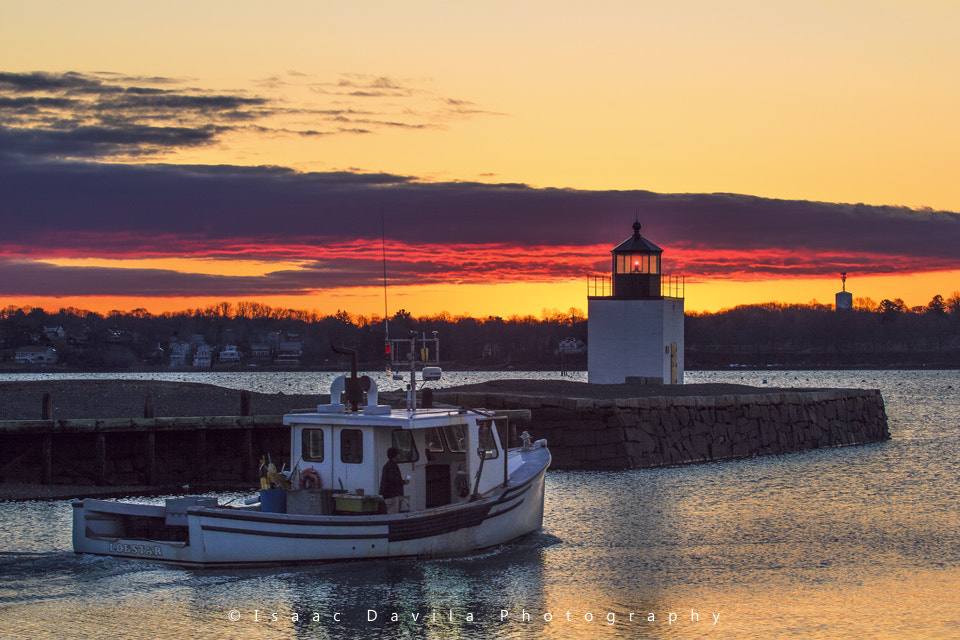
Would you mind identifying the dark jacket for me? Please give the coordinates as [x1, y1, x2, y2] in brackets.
[379, 459, 404, 499]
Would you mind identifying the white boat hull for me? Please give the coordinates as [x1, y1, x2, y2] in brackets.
[73, 447, 549, 568]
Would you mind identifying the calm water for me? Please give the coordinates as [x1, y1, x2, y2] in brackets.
[1, 370, 958, 639]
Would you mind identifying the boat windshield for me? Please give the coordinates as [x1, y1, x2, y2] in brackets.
[391, 430, 420, 462]
[424, 427, 446, 453]
[443, 424, 467, 453]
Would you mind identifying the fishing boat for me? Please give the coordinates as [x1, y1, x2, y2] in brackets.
[71, 348, 550, 568]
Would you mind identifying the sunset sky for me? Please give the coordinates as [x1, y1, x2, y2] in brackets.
[2, 1, 959, 318]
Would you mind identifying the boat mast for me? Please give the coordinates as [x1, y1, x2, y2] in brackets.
[408, 331, 418, 411]
[380, 210, 440, 410]
[381, 208, 389, 351]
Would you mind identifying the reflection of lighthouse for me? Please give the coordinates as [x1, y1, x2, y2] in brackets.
[836, 273, 853, 311]
[587, 221, 685, 384]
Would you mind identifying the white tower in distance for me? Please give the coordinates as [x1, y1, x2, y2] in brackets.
[587, 220, 685, 384]
[836, 272, 853, 311]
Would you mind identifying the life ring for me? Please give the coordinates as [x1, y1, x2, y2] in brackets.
[300, 468, 322, 490]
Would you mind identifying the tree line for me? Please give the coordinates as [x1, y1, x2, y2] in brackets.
[0, 303, 588, 370]
[2, 292, 958, 370]
[685, 294, 960, 368]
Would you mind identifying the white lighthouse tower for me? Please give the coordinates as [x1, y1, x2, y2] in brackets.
[587, 220, 685, 384]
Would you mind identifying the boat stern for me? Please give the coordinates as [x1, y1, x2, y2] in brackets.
[71, 497, 209, 566]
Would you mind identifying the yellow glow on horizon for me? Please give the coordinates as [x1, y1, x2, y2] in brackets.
[3, 270, 957, 320]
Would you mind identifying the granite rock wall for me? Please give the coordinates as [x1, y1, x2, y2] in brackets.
[434, 389, 889, 470]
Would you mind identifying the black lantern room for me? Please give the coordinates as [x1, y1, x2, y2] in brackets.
[611, 220, 663, 298]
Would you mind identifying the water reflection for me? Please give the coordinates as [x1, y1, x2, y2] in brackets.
[157, 540, 554, 640]
[2, 370, 959, 639]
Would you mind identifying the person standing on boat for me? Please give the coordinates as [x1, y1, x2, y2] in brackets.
[380, 447, 408, 514]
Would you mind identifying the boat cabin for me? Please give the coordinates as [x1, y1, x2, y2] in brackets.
[284, 376, 521, 514]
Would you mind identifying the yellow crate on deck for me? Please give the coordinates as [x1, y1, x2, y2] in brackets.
[333, 493, 381, 513]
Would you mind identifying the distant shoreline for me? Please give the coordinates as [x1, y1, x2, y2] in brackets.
[2, 364, 958, 375]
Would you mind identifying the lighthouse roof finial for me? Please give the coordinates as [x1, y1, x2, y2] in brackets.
[613, 218, 663, 254]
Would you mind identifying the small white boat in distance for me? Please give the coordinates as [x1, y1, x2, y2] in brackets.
[72, 367, 550, 568]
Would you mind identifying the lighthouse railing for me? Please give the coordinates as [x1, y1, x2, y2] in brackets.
[586, 274, 684, 299]
[587, 275, 613, 297]
[662, 274, 685, 299]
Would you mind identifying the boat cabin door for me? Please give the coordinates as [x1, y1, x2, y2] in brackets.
[332, 426, 374, 494]
[296, 425, 331, 488]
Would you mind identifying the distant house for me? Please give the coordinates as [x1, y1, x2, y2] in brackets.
[193, 344, 213, 368]
[43, 326, 66, 340]
[558, 337, 586, 355]
[275, 341, 303, 367]
[219, 345, 241, 365]
[250, 343, 273, 363]
[15, 346, 58, 364]
[168, 341, 191, 367]
[68, 327, 92, 345]
[483, 343, 502, 359]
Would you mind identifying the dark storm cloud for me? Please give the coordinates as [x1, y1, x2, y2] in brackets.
[2, 161, 958, 265]
[1, 160, 958, 297]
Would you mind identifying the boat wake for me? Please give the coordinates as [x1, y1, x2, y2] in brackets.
[430, 530, 563, 565]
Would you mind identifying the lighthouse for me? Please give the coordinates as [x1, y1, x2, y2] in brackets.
[587, 221, 685, 384]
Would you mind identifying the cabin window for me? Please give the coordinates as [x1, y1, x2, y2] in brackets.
[302, 429, 324, 462]
[340, 429, 363, 464]
[425, 427, 446, 453]
[478, 420, 499, 459]
[391, 430, 419, 463]
[443, 423, 467, 453]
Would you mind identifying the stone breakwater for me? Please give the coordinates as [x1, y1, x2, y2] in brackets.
[0, 381, 890, 496]
[434, 389, 889, 470]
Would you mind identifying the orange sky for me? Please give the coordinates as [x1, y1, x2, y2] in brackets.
[2, 1, 959, 318]
[2, 267, 955, 320]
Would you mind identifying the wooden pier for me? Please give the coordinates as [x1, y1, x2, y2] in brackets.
[0, 390, 289, 488]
